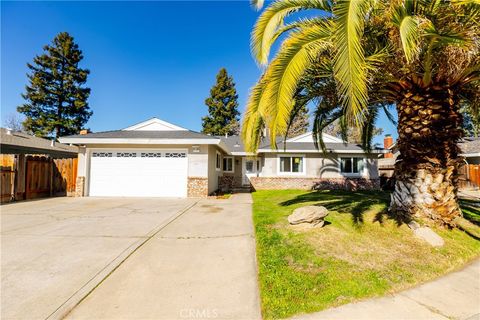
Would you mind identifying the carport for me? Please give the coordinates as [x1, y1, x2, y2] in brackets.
[0, 128, 78, 202]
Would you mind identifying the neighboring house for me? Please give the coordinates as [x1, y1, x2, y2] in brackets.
[378, 136, 480, 189]
[59, 117, 384, 198]
[460, 137, 480, 165]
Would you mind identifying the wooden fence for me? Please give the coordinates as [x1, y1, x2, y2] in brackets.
[0, 155, 78, 203]
[458, 164, 480, 190]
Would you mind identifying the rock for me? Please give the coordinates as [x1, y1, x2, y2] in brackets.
[414, 227, 445, 247]
[288, 206, 328, 227]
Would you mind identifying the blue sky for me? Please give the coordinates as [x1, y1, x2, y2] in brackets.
[1, 1, 397, 145]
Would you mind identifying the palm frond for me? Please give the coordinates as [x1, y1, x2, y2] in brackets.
[251, 0, 331, 65]
[361, 106, 379, 152]
[333, 0, 371, 125]
[312, 101, 343, 152]
[242, 77, 267, 152]
[261, 22, 332, 147]
[382, 104, 398, 125]
[399, 16, 421, 63]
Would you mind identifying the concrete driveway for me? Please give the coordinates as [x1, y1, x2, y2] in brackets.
[1, 197, 196, 320]
[65, 193, 261, 320]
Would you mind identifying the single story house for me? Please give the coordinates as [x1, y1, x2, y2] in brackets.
[59, 117, 384, 198]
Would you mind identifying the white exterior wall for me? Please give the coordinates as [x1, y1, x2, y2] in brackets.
[260, 153, 379, 179]
[207, 145, 225, 194]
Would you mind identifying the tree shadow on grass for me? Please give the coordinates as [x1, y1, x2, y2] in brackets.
[280, 190, 391, 227]
[459, 199, 480, 226]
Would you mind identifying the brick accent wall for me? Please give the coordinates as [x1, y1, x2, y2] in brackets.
[75, 176, 85, 197]
[249, 177, 380, 191]
[188, 177, 209, 197]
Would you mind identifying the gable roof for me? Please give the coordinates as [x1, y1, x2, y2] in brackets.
[123, 117, 187, 131]
[219, 132, 384, 154]
[286, 132, 343, 143]
[58, 118, 228, 151]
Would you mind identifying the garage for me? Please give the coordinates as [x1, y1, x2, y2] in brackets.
[89, 149, 188, 197]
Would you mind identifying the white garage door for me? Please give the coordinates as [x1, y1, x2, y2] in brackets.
[89, 150, 188, 197]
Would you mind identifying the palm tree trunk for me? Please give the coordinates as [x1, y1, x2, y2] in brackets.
[389, 81, 463, 226]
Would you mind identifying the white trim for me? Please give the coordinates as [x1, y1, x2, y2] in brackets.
[222, 156, 234, 173]
[286, 131, 343, 143]
[59, 137, 220, 145]
[215, 151, 221, 171]
[276, 154, 306, 176]
[123, 117, 188, 131]
[462, 153, 480, 157]
[257, 148, 385, 154]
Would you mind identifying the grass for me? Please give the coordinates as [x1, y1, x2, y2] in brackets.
[253, 190, 480, 319]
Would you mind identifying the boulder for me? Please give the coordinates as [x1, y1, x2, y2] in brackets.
[288, 206, 328, 227]
[414, 227, 445, 247]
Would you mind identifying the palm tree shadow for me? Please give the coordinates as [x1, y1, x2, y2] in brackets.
[280, 190, 393, 226]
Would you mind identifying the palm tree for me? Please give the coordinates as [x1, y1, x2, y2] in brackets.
[242, 0, 480, 226]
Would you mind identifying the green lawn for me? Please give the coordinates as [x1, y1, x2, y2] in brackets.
[253, 190, 480, 319]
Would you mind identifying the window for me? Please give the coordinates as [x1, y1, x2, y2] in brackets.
[245, 160, 255, 173]
[340, 157, 365, 174]
[279, 156, 304, 173]
[223, 157, 234, 172]
[92, 152, 112, 157]
[141, 152, 162, 158]
[165, 152, 186, 158]
[216, 152, 221, 171]
[116, 152, 137, 157]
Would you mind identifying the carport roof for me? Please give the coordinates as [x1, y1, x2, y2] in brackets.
[0, 128, 78, 158]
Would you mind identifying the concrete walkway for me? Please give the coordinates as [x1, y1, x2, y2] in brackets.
[65, 194, 261, 320]
[293, 259, 480, 320]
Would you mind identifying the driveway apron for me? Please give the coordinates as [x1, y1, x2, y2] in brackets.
[65, 193, 261, 320]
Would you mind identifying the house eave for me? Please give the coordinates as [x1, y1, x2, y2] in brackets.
[59, 137, 221, 146]
[257, 148, 385, 154]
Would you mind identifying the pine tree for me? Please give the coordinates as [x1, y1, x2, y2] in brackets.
[202, 68, 240, 136]
[18, 32, 92, 139]
[286, 105, 309, 138]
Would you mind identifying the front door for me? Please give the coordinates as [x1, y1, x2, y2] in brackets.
[242, 158, 257, 186]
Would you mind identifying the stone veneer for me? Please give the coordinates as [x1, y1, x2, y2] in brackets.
[218, 175, 243, 191]
[75, 176, 85, 197]
[187, 177, 209, 197]
[249, 177, 380, 191]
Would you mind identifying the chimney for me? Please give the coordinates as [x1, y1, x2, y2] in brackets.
[384, 134, 394, 158]
[79, 129, 89, 135]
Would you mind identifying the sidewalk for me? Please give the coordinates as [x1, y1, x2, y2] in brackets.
[293, 259, 480, 320]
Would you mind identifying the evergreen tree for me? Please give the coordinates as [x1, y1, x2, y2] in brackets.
[18, 32, 92, 139]
[202, 68, 240, 136]
[323, 119, 384, 144]
[286, 105, 309, 138]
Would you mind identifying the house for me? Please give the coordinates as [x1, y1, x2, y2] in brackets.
[0, 128, 79, 202]
[59, 117, 384, 198]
